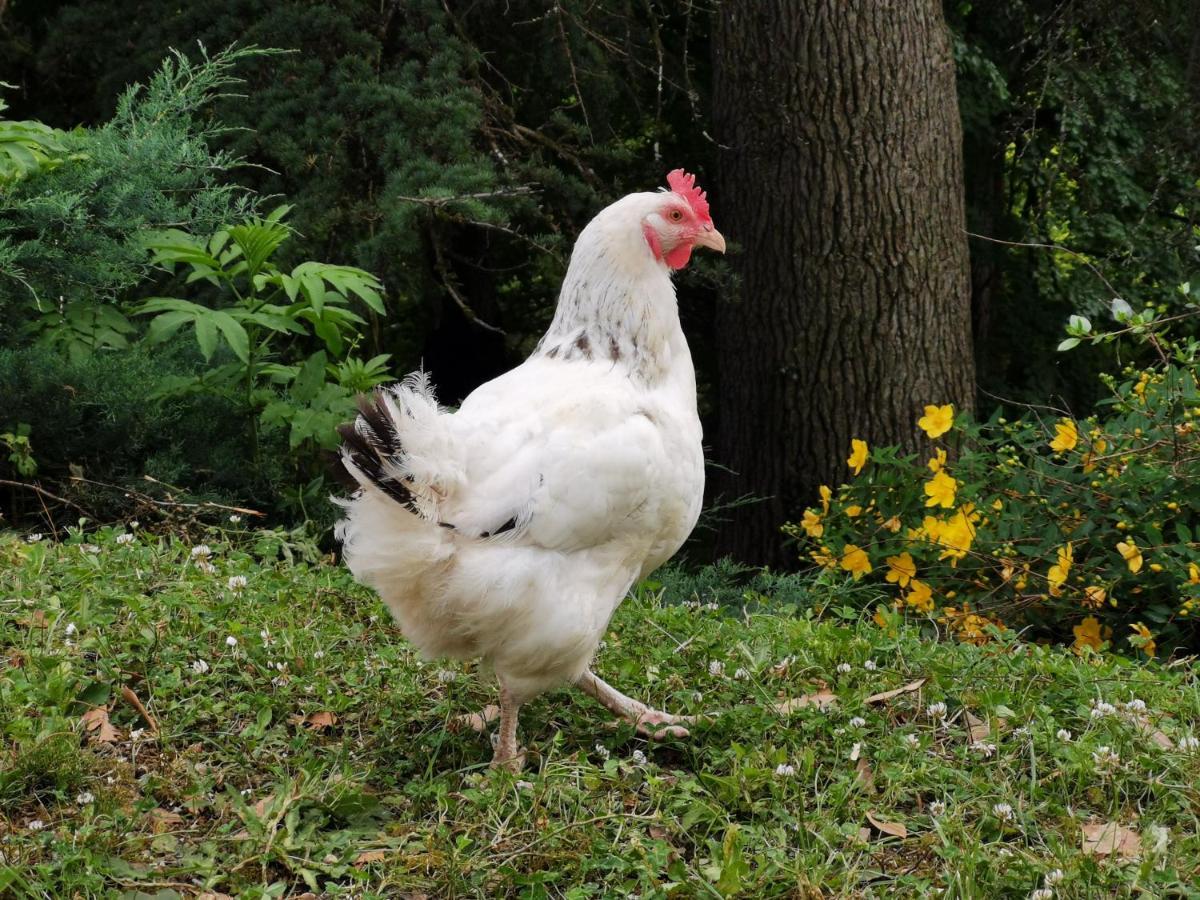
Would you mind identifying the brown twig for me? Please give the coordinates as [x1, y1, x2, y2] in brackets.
[0, 478, 92, 519]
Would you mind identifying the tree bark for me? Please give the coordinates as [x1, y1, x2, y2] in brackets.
[711, 0, 975, 566]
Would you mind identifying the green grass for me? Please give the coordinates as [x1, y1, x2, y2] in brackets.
[2, 528, 1200, 898]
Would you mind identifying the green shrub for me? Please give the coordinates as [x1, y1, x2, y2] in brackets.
[786, 306, 1200, 656]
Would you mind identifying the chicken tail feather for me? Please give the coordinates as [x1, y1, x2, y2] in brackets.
[329, 387, 421, 512]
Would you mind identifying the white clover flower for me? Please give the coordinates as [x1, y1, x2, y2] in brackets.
[190, 659, 210, 675]
[1146, 823, 1170, 855]
[64, 622, 77, 637]
[26, 533, 43, 543]
[260, 629, 270, 642]
[314, 650, 325, 660]
[196, 560, 215, 574]
[849, 742, 862, 760]
[1089, 699, 1117, 719]
[594, 743, 610, 760]
[1014, 726, 1031, 738]
[708, 660, 725, 677]
[1124, 698, 1147, 714]
[115, 533, 134, 545]
[191, 544, 212, 559]
[515, 780, 534, 791]
[836, 663, 852, 674]
[274, 661, 286, 672]
[631, 749, 647, 765]
[1044, 869, 1064, 886]
[970, 741, 998, 758]
[864, 660, 878, 671]
[705, 602, 720, 611]
[774, 763, 796, 777]
[691, 690, 703, 703]
[129, 520, 139, 529]
[130, 728, 145, 741]
[75, 792, 95, 805]
[81, 544, 100, 554]
[904, 733, 920, 748]
[926, 702, 948, 720]
[1030, 889, 1054, 900]
[227, 575, 248, 592]
[849, 716, 866, 728]
[1092, 746, 1120, 773]
[992, 802, 1014, 822]
[229, 514, 242, 523]
[435, 669, 457, 683]
[1056, 728, 1072, 743]
[225, 635, 238, 648]
[929, 800, 946, 818]
[27, 819, 45, 831]
[1178, 735, 1200, 751]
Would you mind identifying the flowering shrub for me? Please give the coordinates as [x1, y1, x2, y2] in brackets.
[786, 304, 1200, 656]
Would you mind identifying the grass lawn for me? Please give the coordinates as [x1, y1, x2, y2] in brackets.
[2, 528, 1199, 898]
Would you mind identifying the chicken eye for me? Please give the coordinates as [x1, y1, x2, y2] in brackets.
[668, 209, 683, 222]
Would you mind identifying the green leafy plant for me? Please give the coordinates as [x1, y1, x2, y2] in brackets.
[0, 424, 36, 477]
[0, 86, 74, 185]
[135, 206, 391, 465]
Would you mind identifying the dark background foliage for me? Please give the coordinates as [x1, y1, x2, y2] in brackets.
[2, 0, 1198, 552]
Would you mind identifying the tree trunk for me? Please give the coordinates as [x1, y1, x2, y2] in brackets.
[710, 0, 975, 566]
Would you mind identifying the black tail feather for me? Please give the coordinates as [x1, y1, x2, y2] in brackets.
[328, 387, 419, 510]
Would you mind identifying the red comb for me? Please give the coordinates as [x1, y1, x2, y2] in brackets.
[666, 169, 711, 224]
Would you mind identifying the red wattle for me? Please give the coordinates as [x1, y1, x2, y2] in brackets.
[664, 243, 693, 270]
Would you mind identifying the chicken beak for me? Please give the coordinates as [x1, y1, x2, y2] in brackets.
[694, 225, 726, 254]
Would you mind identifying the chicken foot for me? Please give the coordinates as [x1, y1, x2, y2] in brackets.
[576, 669, 694, 739]
[489, 679, 527, 772]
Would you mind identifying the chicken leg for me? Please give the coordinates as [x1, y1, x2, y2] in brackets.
[576, 669, 694, 739]
[489, 679, 527, 772]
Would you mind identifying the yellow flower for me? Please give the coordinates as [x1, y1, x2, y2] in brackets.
[1072, 616, 1105, 653]
[933, 505, 978, 563]
[847, 439, 869, 476]
[801, 509, 824, 538]
[1047, 543, 1073, 596]
[881, 515, 902, 533]
[991, 498, 1003, 512]
[1049, 419, 1078, 452]
[924, 471, 958, 509]
[1129, 622, 1156, 658]
[811, 546, 838, 570]
[927, 447, 947, 473]
[1116, 539, 1143, 574]
[1187, 562, 1199, 585]
[1082, 438, 1107, 473]
[845, 505, 863, 518]
[884, 552, 916, 588]
[918, 404, 955, 439]
[905, 579, 934, 613]
[819, 485, 832, 515]
[840, 544, 872, 580]
[1082, 585, 1107, 609]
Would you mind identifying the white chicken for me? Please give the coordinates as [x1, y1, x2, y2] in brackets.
[331, 170, 724, 770]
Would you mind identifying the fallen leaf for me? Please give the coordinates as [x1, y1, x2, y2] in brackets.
[864, 678, 927, 705]
[1132, 720, 1173, 750]
[147, 808, 183, 834]
[865, 811, 908, 839]
[251, 795, 276, 819]
[354, 849, 387, 866]
[81, 706, 121, 744]
[449, 704, 501, 733]
[289, 710, 337, 731]
[855, 826, 871, 844]
[648, 825, 672, 842]
[1082, 822, 1141, 861]
[855, 757, 876, 793]
[773, 689, 838, 714]
[119, 684, 159, 733]
[965, 711, 990, 743]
